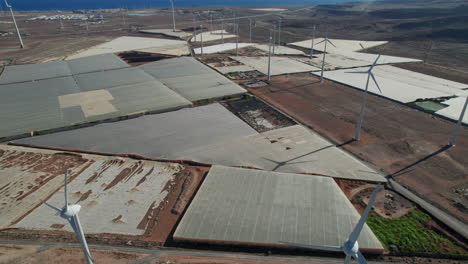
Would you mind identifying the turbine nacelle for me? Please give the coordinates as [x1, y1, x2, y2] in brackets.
[44, 167, 94, 264]
[342, 239, 359, 258]
[61, 204, 81, 219]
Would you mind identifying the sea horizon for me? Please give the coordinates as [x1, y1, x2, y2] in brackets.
[0, 0, 369, 11]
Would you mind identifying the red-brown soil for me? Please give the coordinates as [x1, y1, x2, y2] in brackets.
[153, 254, 323, 264]
[248, 73, 468, 224]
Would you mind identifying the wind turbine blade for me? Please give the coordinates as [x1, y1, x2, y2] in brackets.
[327, 39, 337, 48]
[316, 39, 326, 45]
[370, 72, 383, 93]
[355, 251, 369, 264]
[345, 255, 352, 264]
[348, 184, 382, 245]
[279, 241, 342, 252]
[44, 202, 61, 213]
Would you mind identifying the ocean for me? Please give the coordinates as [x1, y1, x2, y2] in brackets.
[2, 0, 368, 11]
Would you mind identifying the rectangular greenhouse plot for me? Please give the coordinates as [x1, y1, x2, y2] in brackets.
[139, 29, 192, 39]
[194, 43, 253, 55]
[296, 52, 420, 71]
[231, 56, 320, 76]
[140, 57, 247, 102]
[66, 53, 130, 75]
[289, 39, 388, 53]
[0, 61, 72, 84]
[0, 145, 95, 227]
[311, 65, 465, 103]
[67, 36, 188, 59]
[169, 125, 386, 182]
[13, 103, 257, 158]
[0, 54, 129, 85]
[191, 30, 237, 43]
[435, 97, 468, 124]
[0, 76, 191, 140]
[12, 146, 181, 236]
[174, 166, 384, 252]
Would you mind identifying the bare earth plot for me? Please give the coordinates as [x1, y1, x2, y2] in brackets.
[174, 166, 383, 252]
[246, 73, 468, 224]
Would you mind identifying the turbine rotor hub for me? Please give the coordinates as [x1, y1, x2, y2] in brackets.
[61, 204, 81, 218]
[343, 239, 359, 257]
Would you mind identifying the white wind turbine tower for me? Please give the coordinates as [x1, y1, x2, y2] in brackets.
[316, 30, 336, 83]
[4, 0, 24, 48]
[281, 184, 382, 264]
[45, 168, 94, 264]
[169, 0, 176, 32]
[353, 55, 383, 141]
[448, 96, 468, 146]
[309, 24, 316, 59]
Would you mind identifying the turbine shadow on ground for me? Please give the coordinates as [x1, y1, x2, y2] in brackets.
[387, 144, 451, 179]
[262, 139, 356, 171]
[267, 79, 322, 93]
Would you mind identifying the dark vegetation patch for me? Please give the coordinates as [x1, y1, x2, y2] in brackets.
[368, 210, 468, 257]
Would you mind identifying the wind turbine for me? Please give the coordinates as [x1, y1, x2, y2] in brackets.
[281, 184, 383, 264]
[169, 0, 176, 32]
[353, 55, 383, 141]
[309, 24, 316, 59]
[4, 0, 24, 48]
[316, 30, 336, 83]
[267, 30, 273, 81]
[45, 168, 94, 264]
